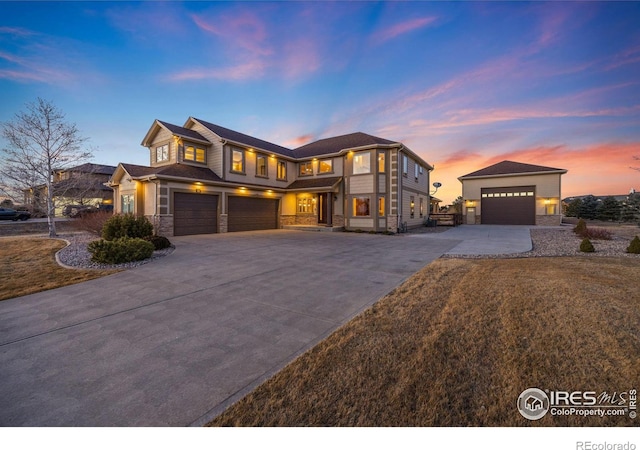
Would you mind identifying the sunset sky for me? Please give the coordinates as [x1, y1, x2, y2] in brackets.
[1, 1, 639, 204]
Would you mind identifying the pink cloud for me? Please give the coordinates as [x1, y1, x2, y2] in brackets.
[168, 61, 268, 82]
[284, 134, 315, 148]
[191, 11, 272, 57]
[371, 16, 437, 44]
[0, 50, 75, 84]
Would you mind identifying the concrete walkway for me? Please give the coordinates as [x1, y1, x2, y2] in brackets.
[409, 225, 533, 255]
[0, 230, 460, 426]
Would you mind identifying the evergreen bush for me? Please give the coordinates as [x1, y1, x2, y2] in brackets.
[145, 235, 172, 250]
[627, 236, 640, 254]
[579, 238, 595, 253]
[88, 237, 155, 264]
[101, 214, 153, 241]
[573, 219, 587, 236]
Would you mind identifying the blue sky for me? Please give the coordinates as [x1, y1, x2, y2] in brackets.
[1, 1, 639, 203]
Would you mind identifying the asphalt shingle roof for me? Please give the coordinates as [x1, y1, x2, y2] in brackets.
[157, 121, 208, 143]
[122, 163, 223, 182]
[286, 176, 342, 190]
[193, 118, 296, 158]
[459, 160, 567, 178]
[294, 132, 398, 158]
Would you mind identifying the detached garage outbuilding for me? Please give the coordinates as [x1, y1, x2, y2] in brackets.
[458, 161, 567, 226]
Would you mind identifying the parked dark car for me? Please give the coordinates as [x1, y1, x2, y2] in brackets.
[63, 204, 113, 218]
[0, 207, 31, 221]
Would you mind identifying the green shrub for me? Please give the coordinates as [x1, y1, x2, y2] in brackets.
[627, 236, 640, 254]
[101, 214, 153, 241]
[579, 238, 595, 253]
[88, 237, 155, 264]
[573, 219, 587, 235]
[145, 235, 172, 250]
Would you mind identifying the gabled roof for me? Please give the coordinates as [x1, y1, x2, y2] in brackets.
[141, 120, 209, 147]
[286, 176, 342, 191]
[294, 132, 399, 158]
[191, 118, 295, 158]
[459, 160, 567, 179]
[120, 163, 223, 183]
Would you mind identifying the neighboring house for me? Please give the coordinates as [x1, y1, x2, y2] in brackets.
[107, 118, 433, 236]
[458, 161, 567, 225]
[25, 163, 116, 216]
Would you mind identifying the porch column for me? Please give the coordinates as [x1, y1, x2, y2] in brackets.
[327, 192, 333, 226]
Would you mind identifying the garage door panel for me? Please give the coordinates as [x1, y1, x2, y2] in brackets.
[481, 186, 535, 225]
[174, 193, 218, 236]
[228, 197, 278, 232]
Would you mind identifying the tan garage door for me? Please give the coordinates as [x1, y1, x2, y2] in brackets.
[228, 196, 279, 232]
[174, 192, 218, 236]
[481, 186, 535, 225]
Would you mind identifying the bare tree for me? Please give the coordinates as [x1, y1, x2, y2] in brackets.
[1, 98, 92, 237]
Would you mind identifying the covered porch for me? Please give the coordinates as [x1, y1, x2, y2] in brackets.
[280, 177, 344, 230]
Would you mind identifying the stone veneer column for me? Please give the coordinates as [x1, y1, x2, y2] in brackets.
[219, 214, 228, 233]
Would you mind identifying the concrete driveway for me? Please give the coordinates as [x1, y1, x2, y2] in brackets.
[409, 225, 533, 255]
[0, 230, 460, 426]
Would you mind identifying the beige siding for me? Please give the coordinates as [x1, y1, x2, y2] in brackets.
[148, 128, 176, 167]
[187, 121, 224, 176]
[349, 175, 374, 194]
[349, 218, 374, 228]
[400, 190, 429, 227]
[379, 174, 386, 192]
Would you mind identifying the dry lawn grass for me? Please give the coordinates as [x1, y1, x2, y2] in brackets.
[0, 237, 117, 301]
[210, 257, 640, 427]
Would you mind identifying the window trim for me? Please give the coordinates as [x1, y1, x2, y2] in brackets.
[318, 158, 333, 174]
[156, 144, 169, 163]
[184, 145, 206, 164]
[353, 196, 371, 217]
[410, 195, 415, 219]
[403, 155, 408, 177]
[415, 164, 419, 181]
[378, 196, 385, 217]
[276, 160, 287, 181]
[231, 149, 245, 174]
[256, 154, 268, 178]
[420, 197, 424, 218]
[378, 152, 385, 173]
[353, 151, 371, 175]
[299, 161, 314, 177]
[121, 194, 135, 214]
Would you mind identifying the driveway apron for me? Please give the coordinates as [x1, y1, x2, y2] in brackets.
[0, 230, 460, 426]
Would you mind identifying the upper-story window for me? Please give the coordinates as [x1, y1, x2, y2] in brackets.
[156, 144, 169, 163]
[185, 145, 205, 163]
[415, 164, 419, 180]
[353, 152, 371, 175]
[403, 155, 408, 176]
[318, 159, 333, 174]
[378, 152, 385, 173]
[299, 161, 313, 176]
[256, 154, 268, 177]
[277, 160, 287, 180]
[231, 149, 245, 173]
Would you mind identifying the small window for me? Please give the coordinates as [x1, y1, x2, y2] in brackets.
[415, 164, 419, 180]
[121, 194, 134, 214]
[185, 146, 205, 163]
[419, 166, 424, 174]
[513, 192, 520, 197]
[378, 197, 385, 217]
[420, 198, 424, 217]
[403, 155, 408, 176]
[277, 160, 287, 180]
[546, 204, 557, 215]
[353, 152, 371, 175]
[256, 154, 267, 177]
[482, 193, 488, 198]
[299, 161, 313, 176]
[231, 149, 244, 173]
[318, 159, 333, 173]
[507, 192, 513, 197]
[527, 192, 534, 196]
[353, 197, 370, 216]
[156, 144, 169, 162]
[410, 196, 415, 218]
[378, 152, 385, 173]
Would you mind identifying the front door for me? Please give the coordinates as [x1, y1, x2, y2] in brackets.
[318, 193, 328, 225]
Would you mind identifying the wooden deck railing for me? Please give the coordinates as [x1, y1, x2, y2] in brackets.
[429, 213, 463, 226]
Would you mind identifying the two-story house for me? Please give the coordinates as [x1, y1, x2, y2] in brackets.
[25, 163, 115, 216]
[107, 118, 433, 236]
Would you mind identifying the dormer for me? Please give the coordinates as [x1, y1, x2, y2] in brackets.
[141, 120, 211, 168]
